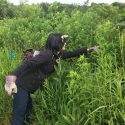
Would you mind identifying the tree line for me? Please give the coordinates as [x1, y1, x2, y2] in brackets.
[0, 0, 125, 22]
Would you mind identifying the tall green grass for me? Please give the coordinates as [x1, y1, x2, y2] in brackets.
[0, 6, 125, 125]
[0, 48, 21, 125]
[1, 27, 125, 125]
[28, 50, 125, 125]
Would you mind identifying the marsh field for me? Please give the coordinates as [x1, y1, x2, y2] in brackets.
[0, 1, 125, 125]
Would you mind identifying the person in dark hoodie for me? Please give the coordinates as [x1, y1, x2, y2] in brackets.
[5, 33, 98, 125]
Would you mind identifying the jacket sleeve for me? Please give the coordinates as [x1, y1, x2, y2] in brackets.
[59, 48, 88, 59]
[11, 51, 53, 77]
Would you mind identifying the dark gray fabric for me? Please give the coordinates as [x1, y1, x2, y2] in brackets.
[11, 48, 88, 92]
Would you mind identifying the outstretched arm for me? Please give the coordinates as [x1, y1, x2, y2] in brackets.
[59, 46, 98, 59]
[5, 50, 53, 96]
[59, 48, 88, 59]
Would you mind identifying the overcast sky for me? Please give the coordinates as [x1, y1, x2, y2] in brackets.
[9, 0, 125, 5]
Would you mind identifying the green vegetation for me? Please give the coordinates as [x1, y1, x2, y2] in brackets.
[0, 0, 125, 124]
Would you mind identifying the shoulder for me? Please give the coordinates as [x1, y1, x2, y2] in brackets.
[40, 49, 53, 56]
[38, 49, 54, 60]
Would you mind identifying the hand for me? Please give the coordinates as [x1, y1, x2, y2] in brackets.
[5, 82, 17, 95]
[5, 75, 17, 95]
[87, 46, 99, 53]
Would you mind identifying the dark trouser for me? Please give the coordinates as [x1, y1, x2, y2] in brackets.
[11, 84, 32, 125]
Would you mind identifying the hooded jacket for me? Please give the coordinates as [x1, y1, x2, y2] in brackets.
[11, 48, 88, 92]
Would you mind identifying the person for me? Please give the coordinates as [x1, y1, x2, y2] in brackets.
[5, 33, 98, 125]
